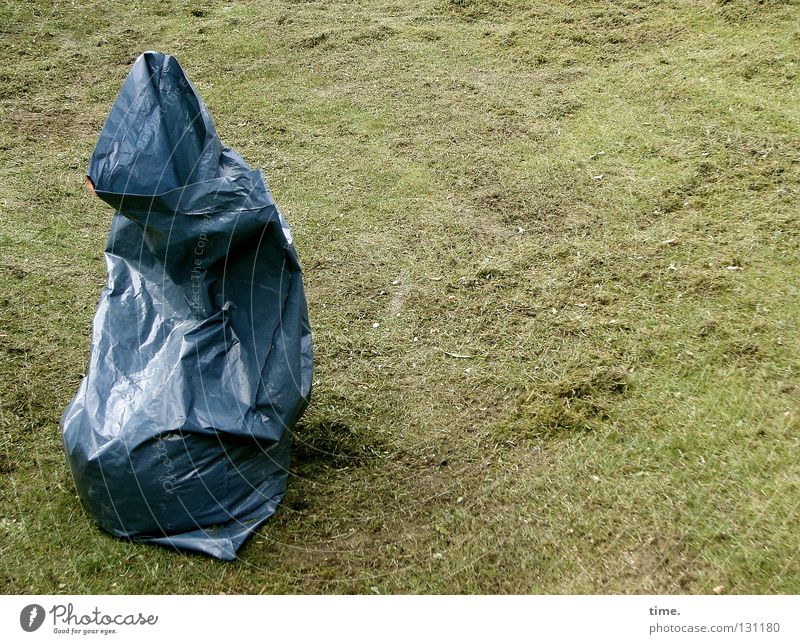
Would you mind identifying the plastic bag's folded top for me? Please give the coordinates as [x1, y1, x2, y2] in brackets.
[61, 51, 312, 560]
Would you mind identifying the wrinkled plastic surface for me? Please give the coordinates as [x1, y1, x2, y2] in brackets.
[61, 52, 313, 560]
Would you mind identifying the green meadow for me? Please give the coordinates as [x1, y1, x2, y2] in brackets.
[1, 0, 798, 593]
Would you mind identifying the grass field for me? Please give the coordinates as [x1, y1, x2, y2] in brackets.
[1, 0, 799, 594]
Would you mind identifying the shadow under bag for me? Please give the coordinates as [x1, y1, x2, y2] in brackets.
[61, 51, 313, 560]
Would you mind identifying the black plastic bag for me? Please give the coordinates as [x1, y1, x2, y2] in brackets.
[61, 52, 313, 560]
